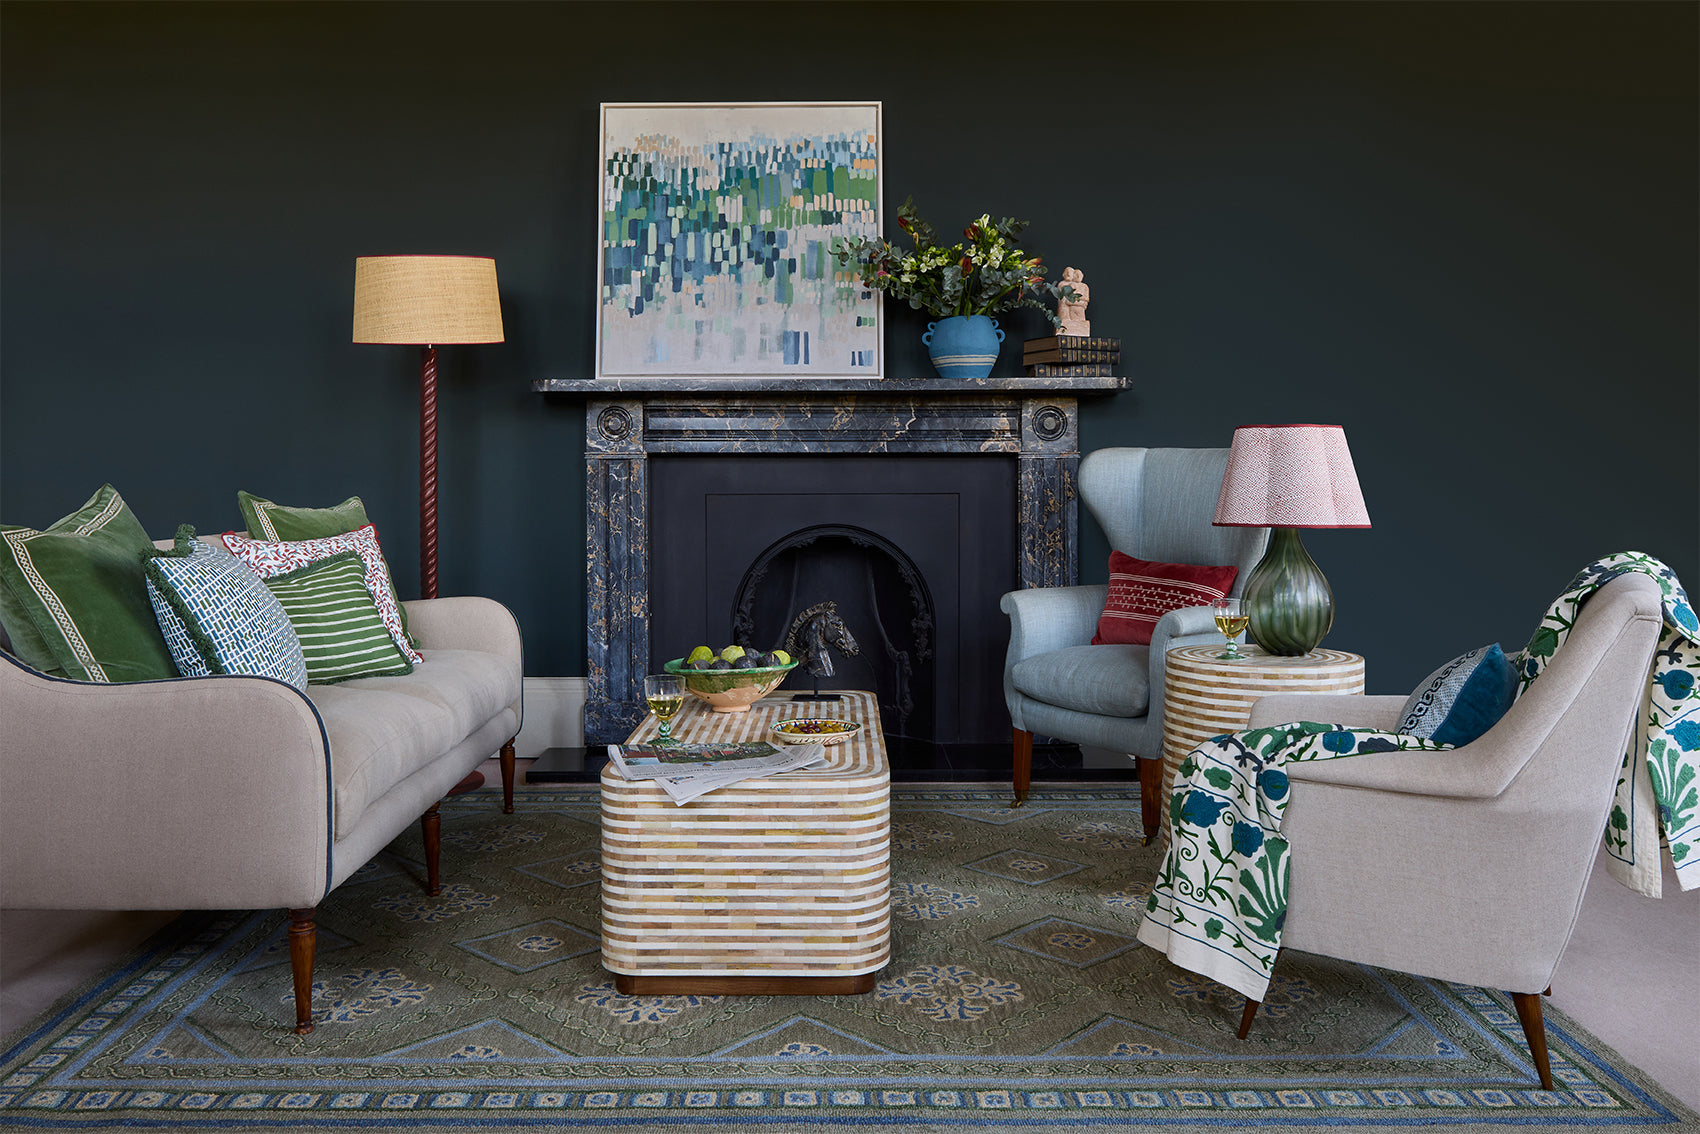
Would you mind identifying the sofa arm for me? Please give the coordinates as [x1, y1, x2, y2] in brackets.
[1247, 693, 1524, 799]
[403, 596, 523, 664]
[0, 653, 334, 911]
[1000, 584, 1108, 664]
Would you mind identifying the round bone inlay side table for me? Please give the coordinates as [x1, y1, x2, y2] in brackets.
[1160, 644, 1366, 844]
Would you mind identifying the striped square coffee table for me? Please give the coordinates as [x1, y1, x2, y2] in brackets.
[599, 689, 891, 995]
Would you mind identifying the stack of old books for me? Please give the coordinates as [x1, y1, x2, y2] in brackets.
[1023, 335, 1121, 377]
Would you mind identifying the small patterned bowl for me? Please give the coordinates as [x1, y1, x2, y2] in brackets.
[771, 718, 862, 746]
[663, 658, 798, 713]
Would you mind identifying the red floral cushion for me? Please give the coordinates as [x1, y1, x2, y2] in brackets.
[221, 524, 423, 665]
[1092, 552, 1239, 646]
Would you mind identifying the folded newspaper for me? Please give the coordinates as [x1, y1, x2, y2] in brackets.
[607, 740, 828, 804]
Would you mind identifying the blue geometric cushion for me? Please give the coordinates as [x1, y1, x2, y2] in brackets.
[145, 528, 308, 691]
[1396, 642, 1519, 747]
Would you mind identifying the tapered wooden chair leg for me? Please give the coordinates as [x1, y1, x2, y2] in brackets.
[1512, 991, 1556, 1090]
[1012, 728, 1033, 806]
[1138, 755, 1164, 844]
[499, 738, 516, 814]
[421, 801, 442, 897]
[288, 908, 317, 1035]
[1237, 995, 1260, 1040]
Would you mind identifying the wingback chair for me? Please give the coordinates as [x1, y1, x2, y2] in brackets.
[1240, 572, 1665, 1089]
[1000, 446, 1270, 833]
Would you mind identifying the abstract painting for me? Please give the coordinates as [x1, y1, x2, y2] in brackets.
[596, 101, 882, 380]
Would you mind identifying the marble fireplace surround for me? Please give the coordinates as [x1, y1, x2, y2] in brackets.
[534, 375, 1132, 743]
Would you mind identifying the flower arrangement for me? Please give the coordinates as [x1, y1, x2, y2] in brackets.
[832, 198, 1077, 329]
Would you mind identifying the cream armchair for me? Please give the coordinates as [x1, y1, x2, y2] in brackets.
[1240, 572, 1665, 1089]
[1000, 446, 1269, 833]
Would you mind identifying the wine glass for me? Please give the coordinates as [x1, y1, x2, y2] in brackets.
[1212, 596, 1249, 660]
[643, 674, 686, 745]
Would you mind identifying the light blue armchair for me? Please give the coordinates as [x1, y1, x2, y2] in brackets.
[1000, 447, 1269, 834]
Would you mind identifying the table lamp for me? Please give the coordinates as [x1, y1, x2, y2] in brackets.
[353, 255, 503, 599]
[1212, 424, 1370, 655]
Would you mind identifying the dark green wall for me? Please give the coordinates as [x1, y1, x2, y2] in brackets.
[3, 1, 1695, 691]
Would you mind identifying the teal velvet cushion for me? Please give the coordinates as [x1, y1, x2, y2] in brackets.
[236, 490, 413, 644]
[261, 550, 413, 684]
[1397, 642, 1519, 746]
[145, 526, 308, 690]
[0, 485, 177, 682]
[1011, 643, 1151, 718]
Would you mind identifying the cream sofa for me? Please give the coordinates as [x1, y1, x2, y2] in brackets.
[0, 588, 523, 1034]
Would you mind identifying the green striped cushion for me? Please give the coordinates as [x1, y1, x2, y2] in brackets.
[235, 491, 415, 647]
[261, 551, 412, 684]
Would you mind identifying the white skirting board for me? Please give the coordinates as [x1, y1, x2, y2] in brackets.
[512, 677, 587, 757]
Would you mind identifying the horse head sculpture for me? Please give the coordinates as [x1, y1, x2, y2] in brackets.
[784, 600, 860, 681]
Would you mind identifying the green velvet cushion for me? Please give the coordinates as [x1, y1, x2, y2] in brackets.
[237, 490, 413, 644]
[238, 490, 371, 542]
[261, 550, 413, 684]
[0, 485, 178, 682]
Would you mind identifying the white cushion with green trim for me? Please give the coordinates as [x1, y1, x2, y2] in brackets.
[262, 550, 413, 684]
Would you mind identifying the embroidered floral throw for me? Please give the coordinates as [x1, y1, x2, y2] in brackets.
[1508, 552, 1699, 897]
[1136, 552, 1698, 1003]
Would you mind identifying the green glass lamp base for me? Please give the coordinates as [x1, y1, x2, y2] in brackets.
[1243, 527, 1334, 656]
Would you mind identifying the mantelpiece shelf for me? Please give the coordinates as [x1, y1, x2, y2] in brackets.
[533, 376, 1130, 395]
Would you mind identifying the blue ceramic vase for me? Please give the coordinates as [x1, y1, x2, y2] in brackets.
[921, 315, 1004, 380]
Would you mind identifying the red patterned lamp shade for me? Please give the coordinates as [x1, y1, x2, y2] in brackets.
[1213, 424, 1370, 529]
[1213, 425, 1370, 655]
[353, 256, 503, 601]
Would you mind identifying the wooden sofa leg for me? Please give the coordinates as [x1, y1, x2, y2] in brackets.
[1512, 990, 1556, 1090]
[288, 908, 317, 1035]
[500, 737, 516, 814]
[1138, 755, 1164, 845]
[422, 801, 442, 897]
[1012, 728, 1033, 806]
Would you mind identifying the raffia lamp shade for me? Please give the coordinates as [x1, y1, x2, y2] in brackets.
[352, 254, 503, 604]
[352, 256, 504, 345]
[1213, 424, 1370, 656]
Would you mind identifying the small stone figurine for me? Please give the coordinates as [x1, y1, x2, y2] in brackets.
[1058, 267, 1091, 337]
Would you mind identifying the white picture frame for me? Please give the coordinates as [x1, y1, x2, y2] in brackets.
[595, 101, 883, 380]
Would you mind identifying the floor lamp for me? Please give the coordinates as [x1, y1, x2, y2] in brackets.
[352, 255, 504, 600]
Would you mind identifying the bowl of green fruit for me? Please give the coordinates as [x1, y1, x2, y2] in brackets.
[664, 645, 799, 712]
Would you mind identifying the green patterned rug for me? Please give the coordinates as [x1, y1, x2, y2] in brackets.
[2, 786, 1694, 1133]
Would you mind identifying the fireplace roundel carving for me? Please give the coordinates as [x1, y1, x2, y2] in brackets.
[597, 406, 634, 442]
[1033, 404, 1068, 442]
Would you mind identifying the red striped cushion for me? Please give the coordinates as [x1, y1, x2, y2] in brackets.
[1092, 552, 1238, 646]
